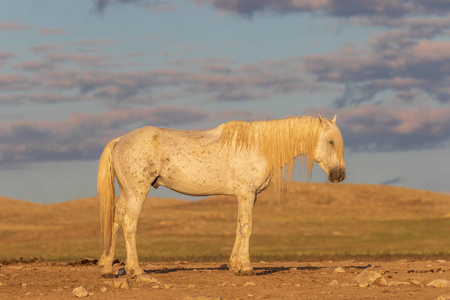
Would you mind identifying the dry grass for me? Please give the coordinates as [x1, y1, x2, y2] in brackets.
[1, 183, 450, 262]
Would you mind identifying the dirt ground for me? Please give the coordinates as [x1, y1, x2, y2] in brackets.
[1, 260, 450, 300]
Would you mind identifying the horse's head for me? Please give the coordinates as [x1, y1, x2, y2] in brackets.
[314, 115, 346, 183]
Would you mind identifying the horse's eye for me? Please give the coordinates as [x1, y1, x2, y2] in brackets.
[329, 140, 334, 146]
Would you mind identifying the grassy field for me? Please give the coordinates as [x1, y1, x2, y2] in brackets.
[1, 182, 450, 262]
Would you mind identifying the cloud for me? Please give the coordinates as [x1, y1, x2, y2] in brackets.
[94, 0, 161, 12]
[191, 0, 450, 17]
[380, 177, 401, 185]
[307, 105, 450, 152]
[147, 3, 179, 11]
[0, 22, 30, 31]
[304, 37, 450, 106]
[0, 52, 14, 65]
[39, 28, 68, 35]
[3, 47, 315, 106]
[0, 106, 209, 165]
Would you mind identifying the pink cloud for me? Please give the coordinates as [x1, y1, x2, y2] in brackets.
[0, 106, 209, 164]
[39, 28, 68, 35]
[0, 22, 30, 31]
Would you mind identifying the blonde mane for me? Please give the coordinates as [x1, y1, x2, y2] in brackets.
[220, 116, 324, 186]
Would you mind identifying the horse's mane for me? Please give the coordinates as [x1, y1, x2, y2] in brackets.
[220, 116, 324, 185]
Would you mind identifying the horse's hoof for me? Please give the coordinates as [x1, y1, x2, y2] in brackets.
[240, 269, 254, 276]
[233, 268, 254, 276]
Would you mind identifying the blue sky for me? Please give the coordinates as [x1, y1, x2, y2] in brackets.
[1, 0, 449, 203]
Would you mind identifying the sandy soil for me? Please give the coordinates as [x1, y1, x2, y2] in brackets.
[1, 259, 449, 299]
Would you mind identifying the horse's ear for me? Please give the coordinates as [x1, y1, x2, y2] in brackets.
[332, 115, 337, 123]
[318, 114, 323, 125]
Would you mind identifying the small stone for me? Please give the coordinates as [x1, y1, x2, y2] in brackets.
[21, 283, 27, 288]
[329, 280, 338, 286]
[188, 284, 195, 288]
[373, 277, 387, 286]
[100, 287, 108, 292]
[136, 275, 160, 284]
[113, 278, 130, 289]
[72, 286, 89, 298]
[117, 267, 126, 276]
[243, 281, 255, 286]
[248, 294, 254, 297]
[388, 281, 410, 286]
[152, 285, 160, 289]
[410, 280, 424, 286]
[164, 284, 172, 289]
[354, 270, 385, 287]
[427, 279, 450, 288]
[289, 267, 297, 272]
[334, 267, 345, 273]
[259, 261, 268, 265]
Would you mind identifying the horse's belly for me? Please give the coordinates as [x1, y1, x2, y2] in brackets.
[156, 175, 230, 196]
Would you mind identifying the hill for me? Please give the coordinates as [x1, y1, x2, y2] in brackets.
[1, 183, 449, 261]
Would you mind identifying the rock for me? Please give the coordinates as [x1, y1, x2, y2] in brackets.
[243, 281, 255, 286]
[329, 280, 338, 286]
[388, 281, 410, 286]
[437, 295, 450, 300]
[334, 267, 345, 273]
[410, 280, 424, 286]
[373, 277, 388, 286]
[428, 279, 450, 288]
[183, 296, 222, 300]
[353, 270, 385, 287]
[145, 263, 159, 269]
[117, 267, 126, 276]
[72, 286, 89, 298]
[113, 278, 130, 289]
[164, 284, 172, 289]
[136, 275, 160, 284]
[100, 287, 108, 293]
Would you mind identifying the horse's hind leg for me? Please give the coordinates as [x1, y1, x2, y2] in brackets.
[121, 192, 147, 276]
[99, 195, 127, 277]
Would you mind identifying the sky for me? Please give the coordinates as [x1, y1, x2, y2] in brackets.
[1, 0, 449, 204]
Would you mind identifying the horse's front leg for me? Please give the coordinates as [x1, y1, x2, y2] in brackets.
[229, 216, 242, 273]
[230, 191, 256, 276]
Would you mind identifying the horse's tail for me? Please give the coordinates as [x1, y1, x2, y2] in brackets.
[97, 137, 121, 256]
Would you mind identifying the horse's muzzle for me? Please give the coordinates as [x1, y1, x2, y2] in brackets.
[329, 168, 346, 183]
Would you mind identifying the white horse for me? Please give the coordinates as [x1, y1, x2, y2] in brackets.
[97, 115, 346, 277]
